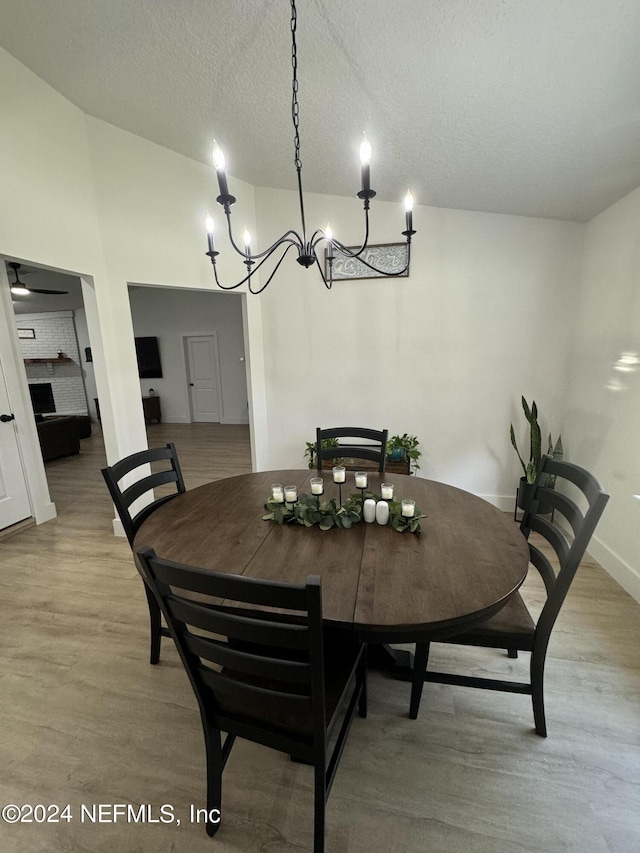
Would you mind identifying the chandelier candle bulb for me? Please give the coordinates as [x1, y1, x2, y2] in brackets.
[332, 466, 346, 484]
[404, 191, 414, 233]
[381, 483, 394, 500]
[205, 214, 215, 253]
[310, 478, 324, 495]
[375, 500, 390, 525]
[243, 229, 252, 255]
[355, 472, 368, 489]
[284, 485, 298, 503]
[271, 483, 284, 503]
[401, 499, 416, 518]
[359, 133, 372, 194]
[212, 141, 229, 197]
[363, 498, 377, 523]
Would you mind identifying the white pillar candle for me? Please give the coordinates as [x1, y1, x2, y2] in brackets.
[375, 500, 390, 525]
[381, 483, 394, 500]
[285, 486, 298, 503]
[271, 484, 284, 503]
[355, 472, 368, 488]
[310, 478, 324, 495]
[401, 499, 416, 517]
[363, 498, 377, 523]
[332, 466, 346, 483]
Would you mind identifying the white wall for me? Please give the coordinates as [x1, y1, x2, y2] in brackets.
[254, 187, 583, 503]
[564, 185, 640, 601]
[128, 287, 248, 423]
[0, 45, 269, 521]
[73, 307, 99, 420]
[16, 311, 88, 415]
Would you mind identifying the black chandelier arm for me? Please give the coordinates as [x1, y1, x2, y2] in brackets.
[309, 228, 331, 251]
[247, 243, 297, 294]
[328, 206, 372, 261]
[313, 251, 333, 290]
[223, 208, 302, 260]
[211, 242, 296, 294]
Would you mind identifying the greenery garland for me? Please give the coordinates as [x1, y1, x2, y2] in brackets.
[263, 491, 425, 535]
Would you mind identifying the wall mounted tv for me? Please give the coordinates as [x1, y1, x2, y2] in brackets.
[135, 336, 163, 378]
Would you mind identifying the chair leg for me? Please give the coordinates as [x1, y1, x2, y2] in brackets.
[313, 763, 326, 853]
[358, 650, 368, 718]
[409, 641, 431, 720]
[204, 725, 223, 837]
[144, 583, 162, 665]
[508, 649, 518, 659]
[530, 651, 547, 738]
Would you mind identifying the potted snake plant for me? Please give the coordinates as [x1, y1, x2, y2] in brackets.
[510, 397, 562, 512]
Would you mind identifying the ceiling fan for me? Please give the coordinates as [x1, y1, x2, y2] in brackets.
[7, 262, 69, 296]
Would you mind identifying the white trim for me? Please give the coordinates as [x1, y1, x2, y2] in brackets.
[221, 416, 250, 425]
[478, 493, 515, 512]
[112, 516, 126, 537]
[586, 535, 640, 604]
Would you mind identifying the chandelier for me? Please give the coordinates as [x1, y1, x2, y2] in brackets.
[205, 0, 416, 294]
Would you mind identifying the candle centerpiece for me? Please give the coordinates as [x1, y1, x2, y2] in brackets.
[333, 465, 346, 505]
[284, 485, 298, 504]
[381, 482, 394, 500]
[263, 485, 425, 535]
[401, 499, 416, 518]
[310, 477, 324, 508]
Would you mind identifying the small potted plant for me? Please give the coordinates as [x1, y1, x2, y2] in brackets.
[304, 437, 341, 469]
[386, 434, 422, 473]
[510, 397, 562, 511]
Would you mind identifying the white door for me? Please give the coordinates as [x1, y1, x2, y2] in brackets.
[186, 335, 222, 422]
[0, 361, 32, 529]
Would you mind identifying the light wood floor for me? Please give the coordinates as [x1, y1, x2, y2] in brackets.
[1, 423, 639, 852]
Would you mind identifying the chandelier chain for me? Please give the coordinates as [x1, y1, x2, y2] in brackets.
[290, 0, 302, 172]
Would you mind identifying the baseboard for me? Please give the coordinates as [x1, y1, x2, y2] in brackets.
[161, 416, 190, 424]
[586, 535, 640, 604]
[221, 416, 250, 425]
[479, 494, 515, 513]
[112, 517, 126, 537]
[34, 501, 57, 524]
[0, 517, 35, 541]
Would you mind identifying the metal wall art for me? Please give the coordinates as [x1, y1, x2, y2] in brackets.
[325, 243, 410, 281]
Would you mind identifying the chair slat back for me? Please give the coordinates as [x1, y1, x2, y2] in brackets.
[316, 426, 388, 472]
[136, 548, 326, 742]
[521, 456, 609, 642]
[101, 443, 185, 545]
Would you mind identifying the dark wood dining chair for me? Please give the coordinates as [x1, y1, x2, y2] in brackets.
[101, 443, 186, 664]
[409, 456, 609, 736]
[135, 547, 367, 852]
[316, 426, 388, 473]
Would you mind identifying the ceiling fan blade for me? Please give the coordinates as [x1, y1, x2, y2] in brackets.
[26, 288, 69, 295]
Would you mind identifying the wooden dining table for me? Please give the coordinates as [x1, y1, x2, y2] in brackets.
[133, 470, 530, 646]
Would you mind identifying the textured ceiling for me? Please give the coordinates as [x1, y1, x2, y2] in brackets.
[0, 0, 639, 221]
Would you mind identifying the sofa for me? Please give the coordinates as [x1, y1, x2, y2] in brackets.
[36, 416, 81, 462]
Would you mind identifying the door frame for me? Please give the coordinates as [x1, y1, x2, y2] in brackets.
[183, 332, 224, 423]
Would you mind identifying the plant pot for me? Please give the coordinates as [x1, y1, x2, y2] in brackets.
[516, 477, 553, 515]
[387, 448, 405, 461]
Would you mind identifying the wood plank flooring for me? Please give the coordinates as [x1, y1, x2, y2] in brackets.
[0, 422, 638, 852]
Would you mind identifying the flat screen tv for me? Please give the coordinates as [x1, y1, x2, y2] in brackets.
[135, 336, 162, 379]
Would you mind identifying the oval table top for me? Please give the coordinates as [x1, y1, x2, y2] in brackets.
[133, 470, 530, 643]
